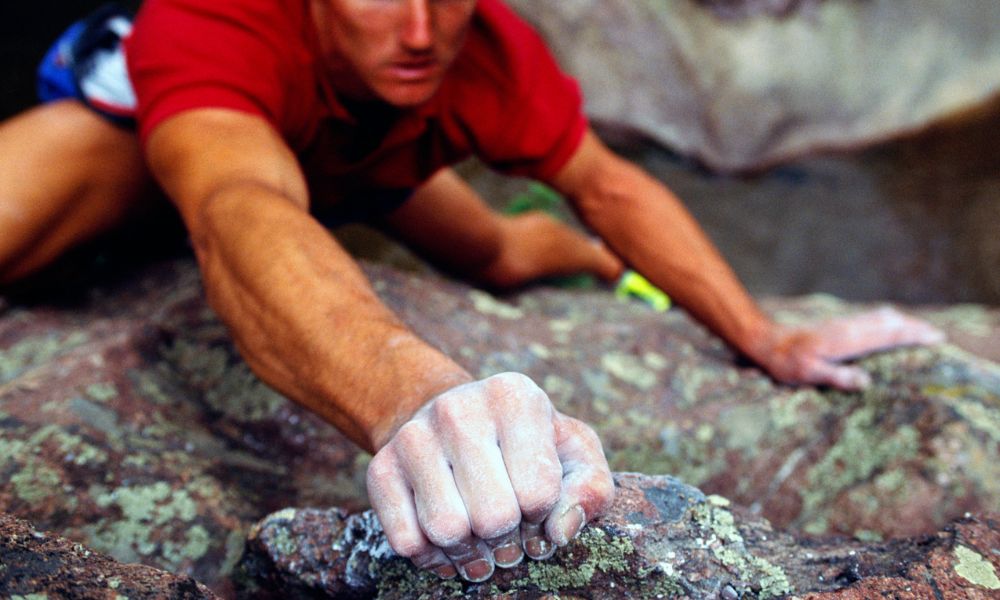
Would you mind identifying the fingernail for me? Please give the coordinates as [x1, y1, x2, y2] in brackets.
[434, 564, 457, 579]
[555, 504, 585, 545]
[459, 558, 494, 582]
[493, 543, 523, 567]
[524, 536, 554, 560]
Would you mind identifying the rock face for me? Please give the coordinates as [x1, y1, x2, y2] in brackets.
[0, 512, 218, 599]
[240, 473, 1000, 599]
[1, 257, 1000, 594]
[506, 0, 1000, 172]
[0, 261, 371, 595]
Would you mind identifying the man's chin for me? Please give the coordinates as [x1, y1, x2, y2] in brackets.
[375, 80, 442, 109]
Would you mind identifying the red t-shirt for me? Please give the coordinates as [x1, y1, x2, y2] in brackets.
[125, 0, 586, 203]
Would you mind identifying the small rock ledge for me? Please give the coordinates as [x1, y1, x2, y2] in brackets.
[238, 474, 1000, 599]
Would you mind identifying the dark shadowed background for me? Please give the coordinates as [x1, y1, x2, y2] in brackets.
[1, 2, 143, 119]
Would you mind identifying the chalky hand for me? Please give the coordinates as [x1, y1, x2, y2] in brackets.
[753, 307, 946, 390]
[367, 372, 614, 582]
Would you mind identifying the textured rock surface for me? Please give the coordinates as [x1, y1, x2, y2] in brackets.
[0, 261, 370, 595]
[0, 512, 218, 599]
[507, 0, 1000, 172]
[240, 473, 1000, 599]
[2, 258, 999, 593]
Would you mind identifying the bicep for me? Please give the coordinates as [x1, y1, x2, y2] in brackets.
[144, 108, 309, 229]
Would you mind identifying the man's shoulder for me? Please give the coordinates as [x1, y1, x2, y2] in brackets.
[135, 0, 310, 39]
[435, 0, 586, 179]
[128, 0, 318, 148]
[451, 0, 554, 93]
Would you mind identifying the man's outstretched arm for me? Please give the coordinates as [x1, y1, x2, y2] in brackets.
[551, 130, 944, 390]
[144, 109, 613, 581]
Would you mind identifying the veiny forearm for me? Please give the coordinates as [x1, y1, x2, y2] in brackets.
[188, 184, 472, 452]
[563, 151, 771, 359]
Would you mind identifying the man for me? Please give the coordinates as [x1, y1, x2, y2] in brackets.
[0, 0, 943, 584]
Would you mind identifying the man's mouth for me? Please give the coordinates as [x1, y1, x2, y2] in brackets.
[387, 57, 438, 81]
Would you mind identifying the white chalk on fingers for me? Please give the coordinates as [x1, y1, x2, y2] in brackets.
[548, 503, 585, 546]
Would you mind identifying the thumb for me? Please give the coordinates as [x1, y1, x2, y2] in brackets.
[544, 413, 614, 546]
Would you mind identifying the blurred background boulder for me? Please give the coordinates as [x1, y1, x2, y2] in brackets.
[509, 0, 1000, 172]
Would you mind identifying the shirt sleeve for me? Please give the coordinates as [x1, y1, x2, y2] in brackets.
[452, 0, 588, 181]
[125, 0, 303, 146]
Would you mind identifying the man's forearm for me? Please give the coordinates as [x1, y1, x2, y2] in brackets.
[554, 134, 772, 359]
[552, 131, 946, 391]
[188, 183, 472, 451]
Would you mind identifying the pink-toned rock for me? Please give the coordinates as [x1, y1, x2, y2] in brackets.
[2, 257, 999, 595]
[0, 512, 218, 599]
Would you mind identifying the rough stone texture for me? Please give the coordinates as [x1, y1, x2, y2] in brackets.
[2, 258, 1000, 593]
[0, 512, 218, 599]
[506, 0, 1000, 172]
[240, 473, 1000, 599]
[0, 260, 370, 595]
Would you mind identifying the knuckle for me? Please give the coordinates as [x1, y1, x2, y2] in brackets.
[564, 417, 602, 450]
[422, 514, 471, 548]
[432, 393, 474, 428]
[366, 450, 397, 485]
[393, 420, 431, 451]
[519, 485, 560, 522]
[515, 462, 562, 520]
[578, 422, 603, 448]
[387, 529, 431, 558]
[470, 507, 520, 540]
[486, 372, 542, 403]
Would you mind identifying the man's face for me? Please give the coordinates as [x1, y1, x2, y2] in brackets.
[311, 0, 478, 107]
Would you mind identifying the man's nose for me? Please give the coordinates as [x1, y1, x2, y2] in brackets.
[401, 0, 433, 51]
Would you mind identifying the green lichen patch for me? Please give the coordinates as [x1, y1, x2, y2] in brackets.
[10, 462, 62, 504]
[602, 352, 659, 391]
[928, 305, 998, 337]
[162, 524, 212, 565]
[692, 503, 793, 599]
[508, 528, 637, 593]
[954, 545, 1000, 589]
[799, 403, 920, 533]
[469, 290, 524, 320]
[373, 559, 465, 599]
[719, 404, 770, 454]
[131, 370, 177, 406]
[1, 423, 114, 506]
[163, 338, 289, 421]
[0, 331, 89, 383]
[946, 396, 1000, 444]
[669, 362, 740, 408]
[268, 524, 299, 557]
[206, 363, 287, 422]
[615, 423, 725, 485]
[768, 389, 829, 432]
[85, 481, 213, 569]
[85, 382, 119, 402]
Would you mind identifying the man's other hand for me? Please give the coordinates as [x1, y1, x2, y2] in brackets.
[752, 307, 946, 390]
[366, 372, 614, 582]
